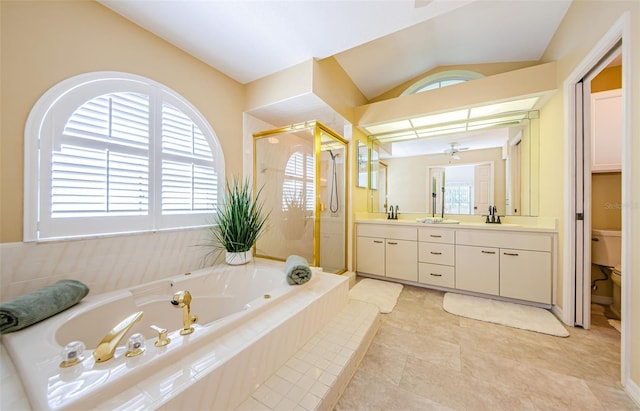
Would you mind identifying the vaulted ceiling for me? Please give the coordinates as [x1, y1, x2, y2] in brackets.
[99, 0, 571, 100]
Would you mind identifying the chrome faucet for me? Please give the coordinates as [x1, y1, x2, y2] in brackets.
[171, 290, 198, 335]
[93, 311, 143, 363]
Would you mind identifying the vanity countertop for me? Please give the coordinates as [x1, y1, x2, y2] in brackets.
[355, 218, 557, 233]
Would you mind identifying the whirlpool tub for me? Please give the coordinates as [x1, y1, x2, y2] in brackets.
[2, 258, 349, 410]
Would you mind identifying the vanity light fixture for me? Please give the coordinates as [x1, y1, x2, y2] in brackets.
[363, 96, 541, 143]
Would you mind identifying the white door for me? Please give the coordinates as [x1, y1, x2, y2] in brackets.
[573, 42, 621, 329]
[474, 163, 491, 215]
[574, 80, 589, 328]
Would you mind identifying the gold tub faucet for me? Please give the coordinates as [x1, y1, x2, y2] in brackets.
[93, 311, 143, 363]
[171, 290, 198, 335]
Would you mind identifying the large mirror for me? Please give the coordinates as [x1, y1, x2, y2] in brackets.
[367, 114, 539, 216]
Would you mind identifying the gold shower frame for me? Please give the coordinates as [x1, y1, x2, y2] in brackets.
[253, 120, 349, 273]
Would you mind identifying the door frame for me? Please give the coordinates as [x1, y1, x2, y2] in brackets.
[562, 11, 631, 386]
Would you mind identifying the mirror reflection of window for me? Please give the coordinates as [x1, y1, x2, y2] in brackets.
[378, 161, 388, 213]
[370, 148, 379, 190]
[429, 163, 493, 215]
[283, 150, 314, 212]
[357, 141, 368, 188]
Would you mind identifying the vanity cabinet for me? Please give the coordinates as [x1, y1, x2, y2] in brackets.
[456, 230, 552, 304]
[591, 89, 622, 172]
[418, 228, 455, 288]
[356, 222, 554, 305]
[356, 224, 417, 282]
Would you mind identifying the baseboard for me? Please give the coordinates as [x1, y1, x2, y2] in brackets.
[624, 377, 640, 408]
[591, 295, 613, 305]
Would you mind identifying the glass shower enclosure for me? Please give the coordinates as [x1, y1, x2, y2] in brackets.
[253, 121, 348, 274]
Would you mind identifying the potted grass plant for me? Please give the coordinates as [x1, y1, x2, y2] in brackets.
[208, 177, 269, 265]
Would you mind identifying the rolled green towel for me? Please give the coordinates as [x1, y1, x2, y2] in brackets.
[0, 279, 89, 334]
[285, 255, 312, 285]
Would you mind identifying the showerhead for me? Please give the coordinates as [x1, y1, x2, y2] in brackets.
[329, 149, 339, 160]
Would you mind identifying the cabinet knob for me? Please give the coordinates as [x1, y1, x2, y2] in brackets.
[503, 252, 519, 256]
[481, 250, 496, 254]
[373, 240, 383, 244]
[388, 241, 398, 245]
[430, 273, 442, 277]
[430, 234, 442, 238]
[430, 251, 442, 255]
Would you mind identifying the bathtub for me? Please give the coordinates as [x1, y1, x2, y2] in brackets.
[2, 258, 349, 410]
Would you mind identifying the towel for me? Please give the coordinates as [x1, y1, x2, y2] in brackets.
[0, 279, 89, 334]
[285, 255, 312, 285]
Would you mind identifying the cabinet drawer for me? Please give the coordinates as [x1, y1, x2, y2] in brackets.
[418, 228, 455, 244]
[456, 230, 551, 252]
[419, 263, 455, 288]
[357, 224, 417, 241]
[418, 243, 454, 266]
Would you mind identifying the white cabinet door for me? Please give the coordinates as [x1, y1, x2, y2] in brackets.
[591, 89, 622, 172]
[386, 239, 417, 282]
[455, 245, 499, 295]
[356, 237, 385, 276]
[500, 249, 551, 304]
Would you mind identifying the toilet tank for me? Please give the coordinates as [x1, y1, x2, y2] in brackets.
[591, 229, 621, 267]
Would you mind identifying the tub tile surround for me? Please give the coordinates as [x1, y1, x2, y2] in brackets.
[236, 300, 380, 411]
[0, 228, 213, 302]
[1, 261, 352, 410]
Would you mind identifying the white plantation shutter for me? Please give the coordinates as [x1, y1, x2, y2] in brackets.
[283, 151, 314, 211]
[161, 103, 218, 214]
[26, 72, 224, 241]
[51, 93, 150, 218]
[51, 145, 149, 217]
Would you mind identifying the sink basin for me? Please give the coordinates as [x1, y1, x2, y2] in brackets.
[462, 222, 521, 227]
[416, 218, 460, 224]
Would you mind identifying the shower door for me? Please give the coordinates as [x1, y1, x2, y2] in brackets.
[253, 121, 347, 273]
[317, 127, 347, 273]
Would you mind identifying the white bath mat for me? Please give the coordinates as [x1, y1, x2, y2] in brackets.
[608, 319, 621, 333]
[443, 293, 569, 337]
[349, 279, 403, 314]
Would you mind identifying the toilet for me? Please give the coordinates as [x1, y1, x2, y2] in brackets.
[591, 229, 622, 319]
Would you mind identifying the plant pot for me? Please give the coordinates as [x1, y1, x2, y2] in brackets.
[225, 250, 252, 265]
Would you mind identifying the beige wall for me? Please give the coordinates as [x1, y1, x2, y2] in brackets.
[592, 173, 622, 230]
[540, 0, 640, 391]
[0, 0, 244, 243]
[354, 62, 557, 126]
[244, 60, 313, 112]
[592, 65, 623, 93]
[313, 57, 368, 123]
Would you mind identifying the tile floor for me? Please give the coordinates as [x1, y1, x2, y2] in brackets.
[335, 284, 638, 410]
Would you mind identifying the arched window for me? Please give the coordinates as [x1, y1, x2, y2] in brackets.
[24, 72, 224, 241]
[402, 70, 484, 96]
